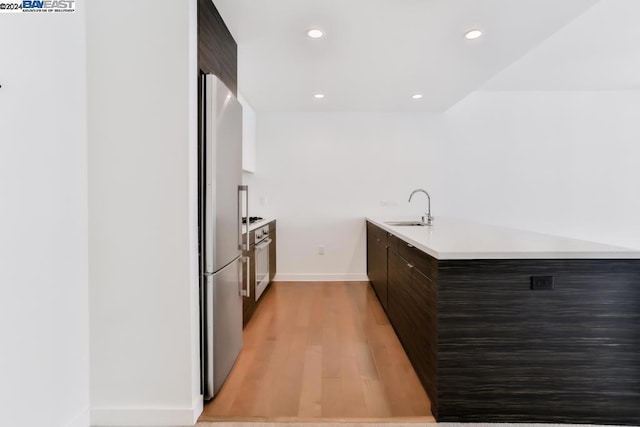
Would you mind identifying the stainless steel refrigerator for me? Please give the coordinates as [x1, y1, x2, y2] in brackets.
[199, 73, 249, 400]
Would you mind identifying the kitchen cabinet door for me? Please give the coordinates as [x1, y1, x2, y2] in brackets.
[387, 254, 436, 402]
[373, 238, 388, 310]
[366, 222, 375, 281]
[387, 248, 401, 329]
[367, 222, 388, 311]
[388, 254, 413, 347]
[406, 267, 437, 404]
[268, 221, 276, 282]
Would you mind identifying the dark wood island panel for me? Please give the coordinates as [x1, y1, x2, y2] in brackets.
[437, 259, 640, 424]
[366, 220, 640, 425]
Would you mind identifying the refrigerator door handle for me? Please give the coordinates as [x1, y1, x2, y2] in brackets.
[238, 185, 249, 251]
[244, 188, 249, 252]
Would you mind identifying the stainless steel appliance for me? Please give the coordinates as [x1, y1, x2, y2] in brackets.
[253, 225, 271, 301]
[243, 216, 264, 224]
[199, 73, 250, 400]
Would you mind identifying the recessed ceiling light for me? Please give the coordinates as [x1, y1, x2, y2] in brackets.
[307, 29, 324, 39]
[412, 94, 423, 99]
[464, 29, 483, 40]
[314, 93, 325, 99]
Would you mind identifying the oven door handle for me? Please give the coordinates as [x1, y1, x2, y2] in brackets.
[255, 238, 272, 251]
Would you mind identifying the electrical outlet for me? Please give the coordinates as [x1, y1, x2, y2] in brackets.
[531, 276, 554, 290]
[318, 245, 325, 255]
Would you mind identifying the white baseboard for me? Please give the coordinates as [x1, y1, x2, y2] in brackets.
[91, 396, 202, 427]
[191, 395, 203, 425]
[273, 273, 369, 282]
[67, 408, 90, 427]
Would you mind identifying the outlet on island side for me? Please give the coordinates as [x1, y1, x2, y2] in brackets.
[530, 276, 554, 290]
[318, 245, 325, 255]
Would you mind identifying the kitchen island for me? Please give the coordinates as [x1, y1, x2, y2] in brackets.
[366, 217, 640, 425]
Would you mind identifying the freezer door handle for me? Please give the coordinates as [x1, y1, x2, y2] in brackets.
[240, 256, 250, 297]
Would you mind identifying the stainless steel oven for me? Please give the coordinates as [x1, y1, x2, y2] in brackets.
[254, 225, 271, 301]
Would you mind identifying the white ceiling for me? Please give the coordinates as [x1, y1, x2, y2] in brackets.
[213, 0, 598, 112]
[483, 0, 640, 91]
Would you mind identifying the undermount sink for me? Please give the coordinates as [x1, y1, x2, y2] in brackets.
[385, 221, 430, 226]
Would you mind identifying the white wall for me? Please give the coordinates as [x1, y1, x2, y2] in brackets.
[442, 90, 640, 250]
[0, 8, 90, 427]
[244, 0, 640, 281]
[254, 92, 640, 279]
[250, 113, 444, 280]
[86, 0, 201, 425]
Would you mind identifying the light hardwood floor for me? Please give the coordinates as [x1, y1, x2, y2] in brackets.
[199, 281, 434, 422]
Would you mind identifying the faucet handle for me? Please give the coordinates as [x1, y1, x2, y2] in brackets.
[423, 213, 433, 225]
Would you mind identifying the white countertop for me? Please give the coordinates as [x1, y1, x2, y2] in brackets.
[367, 217, 640, 260]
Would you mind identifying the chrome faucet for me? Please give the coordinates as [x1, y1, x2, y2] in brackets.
[408, 189, 433, 225]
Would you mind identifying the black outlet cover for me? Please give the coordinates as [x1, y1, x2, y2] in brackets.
[531, 276, 554, 290]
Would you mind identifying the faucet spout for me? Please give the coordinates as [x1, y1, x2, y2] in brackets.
[408, 188, 433, 225]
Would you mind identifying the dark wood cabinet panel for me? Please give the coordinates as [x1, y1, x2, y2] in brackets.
[387, 233, 399, 254]
[387, 249, 438, 416]
[242, 231, 256, 328]
[398, 240, 436, 279]
[366, 222, 388, 311]
[269, 220, 276, 282]
[366, 223, 375, 282]
[198, 0, 237, 94]
[408, 268, 438, 413]
[373, 239, 388, 310]
[376, 227, 388, 245]
[387, 251, 411, 338]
